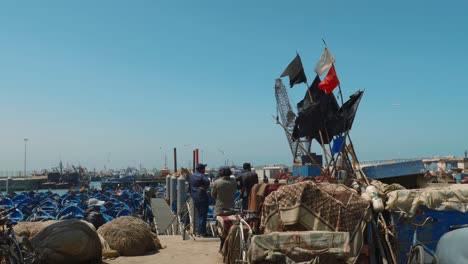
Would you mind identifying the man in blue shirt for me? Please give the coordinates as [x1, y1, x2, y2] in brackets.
[189, 163, 211, 237]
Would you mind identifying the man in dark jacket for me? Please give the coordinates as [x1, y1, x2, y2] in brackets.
[189, 163, 211, 237]
[236, 163, 258, 210]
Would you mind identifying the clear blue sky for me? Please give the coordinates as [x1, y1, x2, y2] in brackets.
[1, 1, 467, 171]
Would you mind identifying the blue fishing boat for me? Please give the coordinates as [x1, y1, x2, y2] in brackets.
[0, 198, 14, 209]
[27, 210, 55, 222]
[8, 209, 24, 224]
[116, 208, 132, 217]
[56, 205, 85, 220]
[102, 213, 114, 223]
[12, 193, 28, 204]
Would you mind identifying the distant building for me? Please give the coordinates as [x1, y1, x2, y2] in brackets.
[254, 166, 289, 181]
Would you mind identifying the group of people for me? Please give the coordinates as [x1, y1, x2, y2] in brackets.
[188, 163, 259, 237]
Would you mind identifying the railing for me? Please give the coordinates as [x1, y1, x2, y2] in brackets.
[163, 201, 193, 239]
[0, 171, 36, 177]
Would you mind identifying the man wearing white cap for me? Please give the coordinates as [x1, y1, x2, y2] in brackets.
[85, 198, 106, 229]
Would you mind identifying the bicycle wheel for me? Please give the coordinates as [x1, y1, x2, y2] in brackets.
[17, 236, 35, 264]
[229, 224, 242, 264]
[407, 244, 424, 264]
[6, 238, 23, 264]
[237, 219, 252, 264]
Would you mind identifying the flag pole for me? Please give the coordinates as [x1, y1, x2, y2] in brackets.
[324, 130, 339, 179]
[322, 38, 327, 47]
[305, 78, 331, 176]
[321, 40, 361, 181]
[321, 39, 345, 105]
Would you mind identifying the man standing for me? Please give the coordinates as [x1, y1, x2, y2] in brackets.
[189, 163, 210, 237]
[211, 167, 237, 217]
[212, 166, 237, 251]
[236, 163, 258, 210]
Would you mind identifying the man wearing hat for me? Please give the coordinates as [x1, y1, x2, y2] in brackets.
[236, 162, 258, 210]
[84, 198, 106, 229]
[189, 163, 211, 237]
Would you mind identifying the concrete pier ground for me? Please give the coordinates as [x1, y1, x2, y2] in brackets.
[105, 235, 222, 264]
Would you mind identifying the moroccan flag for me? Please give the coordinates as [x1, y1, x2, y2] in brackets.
[314, 47, 336, 76]
[281, 54, 307, 88]
[318, 65, 340, 94]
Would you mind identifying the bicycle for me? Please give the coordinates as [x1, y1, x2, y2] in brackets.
[219, 204, 257, 264]
[0, 207, 35, 264]
[406, 217, 438, 264]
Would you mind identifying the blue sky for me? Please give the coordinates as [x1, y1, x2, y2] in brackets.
[1, 1, 467, 171]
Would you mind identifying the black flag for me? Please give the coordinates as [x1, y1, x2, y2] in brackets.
[293, 76, 339, 144]
[292, 100, 322, 141]
[297, 75, 320, 113]
[281, 54, 307, 88]
[328, 90, 364, 136]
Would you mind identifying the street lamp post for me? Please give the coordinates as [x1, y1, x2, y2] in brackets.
[24, 138, 28, 177]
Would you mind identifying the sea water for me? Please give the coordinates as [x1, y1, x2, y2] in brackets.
[2, 181, 102, 196]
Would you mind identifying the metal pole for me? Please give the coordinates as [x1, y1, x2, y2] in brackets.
[192, 150, 196, 172]
[173, 148, 178, 173]
[24, 138, 28, 177]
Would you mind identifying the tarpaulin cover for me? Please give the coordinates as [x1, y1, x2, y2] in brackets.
[248, 183, 281, 213]
[248, 231, 350, 264]
[261, 181, 370, 263]
[261, 181, 369, 233]
[216, 215, 238, 239]
[386, 184, 468, 217]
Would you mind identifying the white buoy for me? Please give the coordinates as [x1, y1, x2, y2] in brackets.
[372, 196, 384, 212]
[365, 185, 378, 197]
[361, 192, 373, 202]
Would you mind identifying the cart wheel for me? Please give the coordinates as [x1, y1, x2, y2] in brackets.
[407, 244, 424, 264]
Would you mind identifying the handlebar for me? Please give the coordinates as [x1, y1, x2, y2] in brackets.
[222, 208, 258, 214]
[449, 224, 468, 231]
[0, 207, 18, 217]
[412, 217, 437, 227]
[0, 207, 19, 226]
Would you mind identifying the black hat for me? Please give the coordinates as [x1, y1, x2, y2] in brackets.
[243, 163, 251, 170]
[218, 166, 232, 176]
[196, 163, 207, 171]
[218, 166, 227, 173]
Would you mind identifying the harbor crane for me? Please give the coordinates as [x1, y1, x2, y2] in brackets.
[274, 78, 311, 162]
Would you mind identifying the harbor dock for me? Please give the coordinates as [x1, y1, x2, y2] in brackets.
[105, 235, 221, 264]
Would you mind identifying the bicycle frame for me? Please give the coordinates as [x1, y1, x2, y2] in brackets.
[0, 207, 35, 264]
[411, 227, 437, 258]
[236, 215, 253, 263]
[408, 217, 438, 264]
